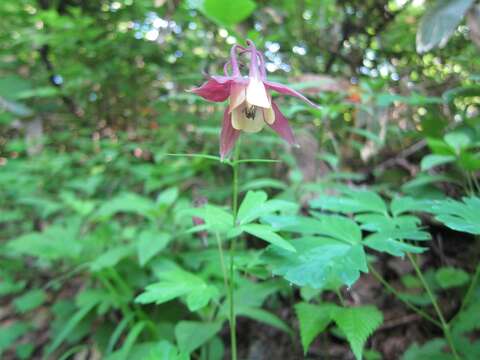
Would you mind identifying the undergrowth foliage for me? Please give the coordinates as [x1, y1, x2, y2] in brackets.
[1, 0, 480, 359]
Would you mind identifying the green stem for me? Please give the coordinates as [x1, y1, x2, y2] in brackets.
[407, 253, 460, 360]
[336, 288, 346, 307]
[229, 142, 240, 360]
[368, 264, 442, 327]
[457, 262, 480, 318]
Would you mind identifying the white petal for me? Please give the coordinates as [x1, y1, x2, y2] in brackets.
[229, 83, 246, 113]
[246, 78, 271, 108]
[231, 106, 265, 133]
[262, 106, 275, 125]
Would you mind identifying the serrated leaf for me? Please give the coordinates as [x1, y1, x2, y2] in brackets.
[241, 223, 296, 252]
[295, 302, 336, 354]
[332, 306, 383, 360]
[175, 321, 222, 354]
[263, 237, 367, 289]
[416, 0, 475, 53]
[435, 267, 470, 289]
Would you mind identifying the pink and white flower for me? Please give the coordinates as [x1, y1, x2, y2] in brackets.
[189, 40, 319, 160]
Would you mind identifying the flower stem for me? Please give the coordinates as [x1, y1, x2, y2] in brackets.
[368, 264, 442, 327]
[228, 141, 241, 360]
[407, 253, 460, 360]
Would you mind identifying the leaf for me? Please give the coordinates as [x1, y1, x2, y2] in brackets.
[237, 190, 268, 224]
[435, 267, 470, 289]
[295, 302, 336, 354]
[237, 306, 292, 334]
[416, 0, 475, 53]
[90, 244, 135, 272]
[444, 130, 472, 153]
[116, 322, 147, 360]
[263, 236, 367, 289]
[174, 321, 223, 354]
[241, 223, 296, 252]
[310, 190, 388, 215]
[401, 339, 453, 360]
[135, 267, 217, 311]
[425, 197, 480, 234]
[0, 322, 30, 356]
[137, 230, 171, 267]
[13, 289, 46, 313]
[46, 302, 96, 355]
[94, 193, 155, 220]
[332, 306, 383, 360]
[189, 0, 257, 27]
[420, 154, 455, 171]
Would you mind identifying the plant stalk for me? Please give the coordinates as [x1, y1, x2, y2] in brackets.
[407, 253, 461, 360]
[368, 264, 442, 328]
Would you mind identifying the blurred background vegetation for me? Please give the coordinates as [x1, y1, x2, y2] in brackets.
[1, 0, 479, 359]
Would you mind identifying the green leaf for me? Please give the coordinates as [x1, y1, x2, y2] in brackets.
[135, 267, 217, 311]
[237, 306, 292, 334]
[401, 339, 453, 360]
[310, 190, 388, 215]
[13, 289, 46, 313]
[295, 302, 336, 354]
[174, 321, 223, 354]
[46, 302, 96, 355]
[90, 244, 135, 272]
[0, 322, 30, 356]
[420, 154, 455, 171]
[444, 130, 472, 153]
[237, 190, 268, 224]
[424, 197, 480, 234]
[137, 230, 171, 267]
[241, 223, 296, 252]
[94, 193, 155, 220]
[263, 236, 367, 289]
[189, 0, 257, 27]
[332, 306, 383, 360]
[435, 267, 470, 289]
[416, 0, 475, 53]
[116, 322, 147, 360]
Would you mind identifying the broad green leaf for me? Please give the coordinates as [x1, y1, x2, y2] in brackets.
[444, 130, 472, 153]
[189, 0, 257, 27]
[364, 233, 426, 257]
[115, 322, 146, 360]
[435, 267, 470, 289]
[237, 190, 268, 224]
[310, 190, 388, 215]
[420, 154, 455, 171]
[295, 302, 336, 354]
[174, 321, 223, 354]
[13, 289, 46, 313]
[332, 306, 383, 360]
[424, 197, 480, 234]
[263, 237, 367, 289]
[416, 0, 475, 53]
[137, 230, 171, 267]
[390, 197, 421, 216]
[241, 223, 296, 252]
[106, 341, 188, 360]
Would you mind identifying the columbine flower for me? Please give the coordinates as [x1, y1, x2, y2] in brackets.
[190, 40, 319, 159]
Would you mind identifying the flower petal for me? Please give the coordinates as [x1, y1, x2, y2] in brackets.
[264, 80, 320, 108]
[220, 108, 240, 160]
[232, 105, 265, 133]
[246, 78, 271, 108]
[268, 101, 297, 145]
[262, 107, 275, 125]
[189, 78, 232, 102]
[229, 82, 246, 113]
